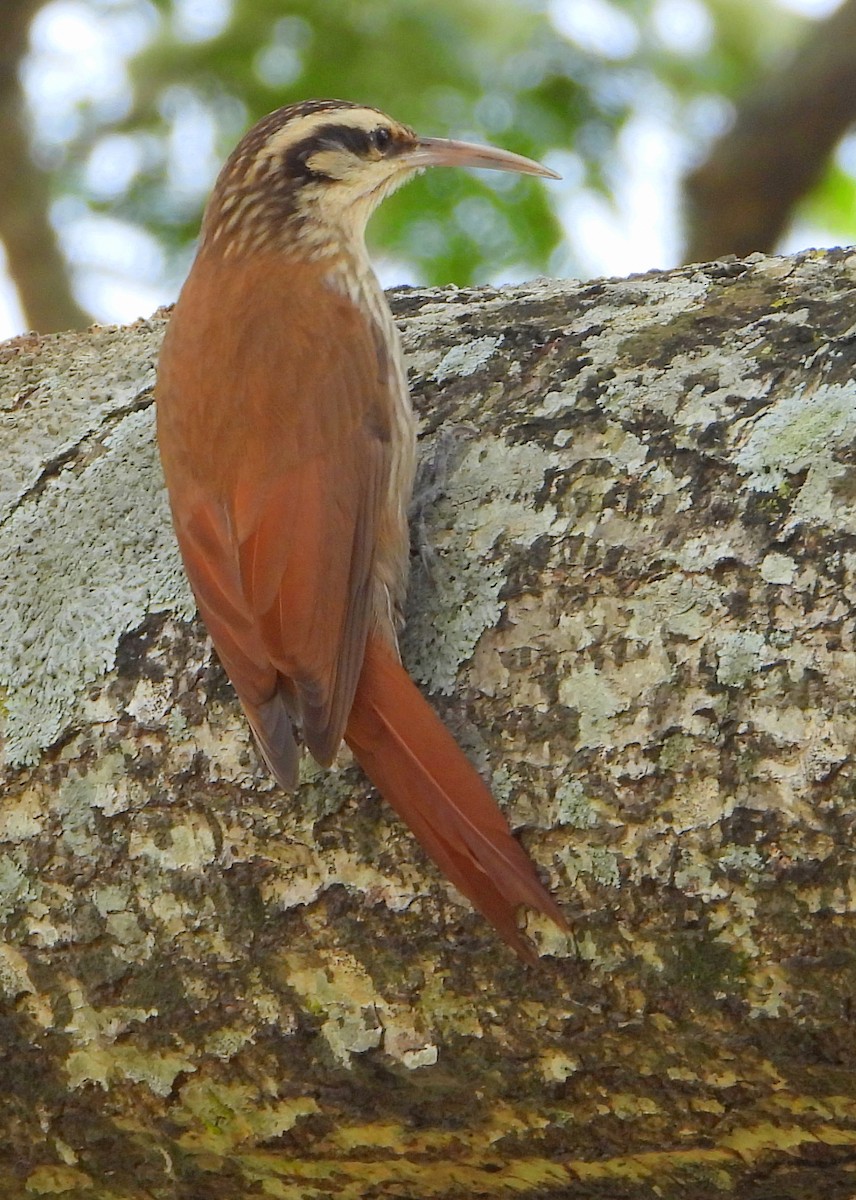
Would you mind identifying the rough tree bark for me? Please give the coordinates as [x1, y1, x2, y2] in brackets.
[3, 251, 856, 1198]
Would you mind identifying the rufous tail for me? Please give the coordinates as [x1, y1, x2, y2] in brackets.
[344, 635, 567, 962]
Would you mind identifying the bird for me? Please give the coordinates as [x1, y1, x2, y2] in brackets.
[156, 99, 566, 961]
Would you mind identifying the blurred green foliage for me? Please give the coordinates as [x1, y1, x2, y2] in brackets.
[59, 0, 820, 288]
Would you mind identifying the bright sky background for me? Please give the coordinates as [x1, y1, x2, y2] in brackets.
[0, 0, 845, 341]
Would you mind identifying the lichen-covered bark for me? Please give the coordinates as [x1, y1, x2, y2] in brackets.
[3, 250, 856, 1198]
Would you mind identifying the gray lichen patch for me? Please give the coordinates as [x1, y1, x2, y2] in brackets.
[734, 380, 856, 493]
[0, 317, 161, 514]
[0, 405, 193, 765]
[431, 335, 503, 382]
[404, 434, 562, 693]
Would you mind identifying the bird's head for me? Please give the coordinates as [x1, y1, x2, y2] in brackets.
[203, 99, 558, 259]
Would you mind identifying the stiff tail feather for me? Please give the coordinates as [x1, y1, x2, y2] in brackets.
[244, 687, 300, 792]
[345, 635, 567, 962]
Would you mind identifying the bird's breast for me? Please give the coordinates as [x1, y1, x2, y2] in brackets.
[323, 250, 418, 636]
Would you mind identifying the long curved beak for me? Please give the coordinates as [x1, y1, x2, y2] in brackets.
[406, 136, 560, 180]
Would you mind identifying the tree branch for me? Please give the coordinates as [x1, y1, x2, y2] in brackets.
[3, 255, 856, 1196]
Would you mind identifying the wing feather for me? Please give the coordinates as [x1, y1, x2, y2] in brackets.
[156, 250, 395, 778]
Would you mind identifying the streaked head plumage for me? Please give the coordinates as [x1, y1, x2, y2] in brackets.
[201, 99, 558, 260]
[203, 101, 420, 255]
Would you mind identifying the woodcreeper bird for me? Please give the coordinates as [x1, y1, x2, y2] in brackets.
[156, 99, 566, 960]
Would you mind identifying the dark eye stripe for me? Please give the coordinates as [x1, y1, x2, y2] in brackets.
[282, 125, 367, 179]
[316, 123, 374, 156]
[283, 123, 400, 181]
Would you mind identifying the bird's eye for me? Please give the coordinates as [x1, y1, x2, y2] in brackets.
[372, 127, 392, 153]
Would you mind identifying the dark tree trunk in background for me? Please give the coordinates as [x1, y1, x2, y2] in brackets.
[684, 0, 856, 263]
[0, 0, 90, 332]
